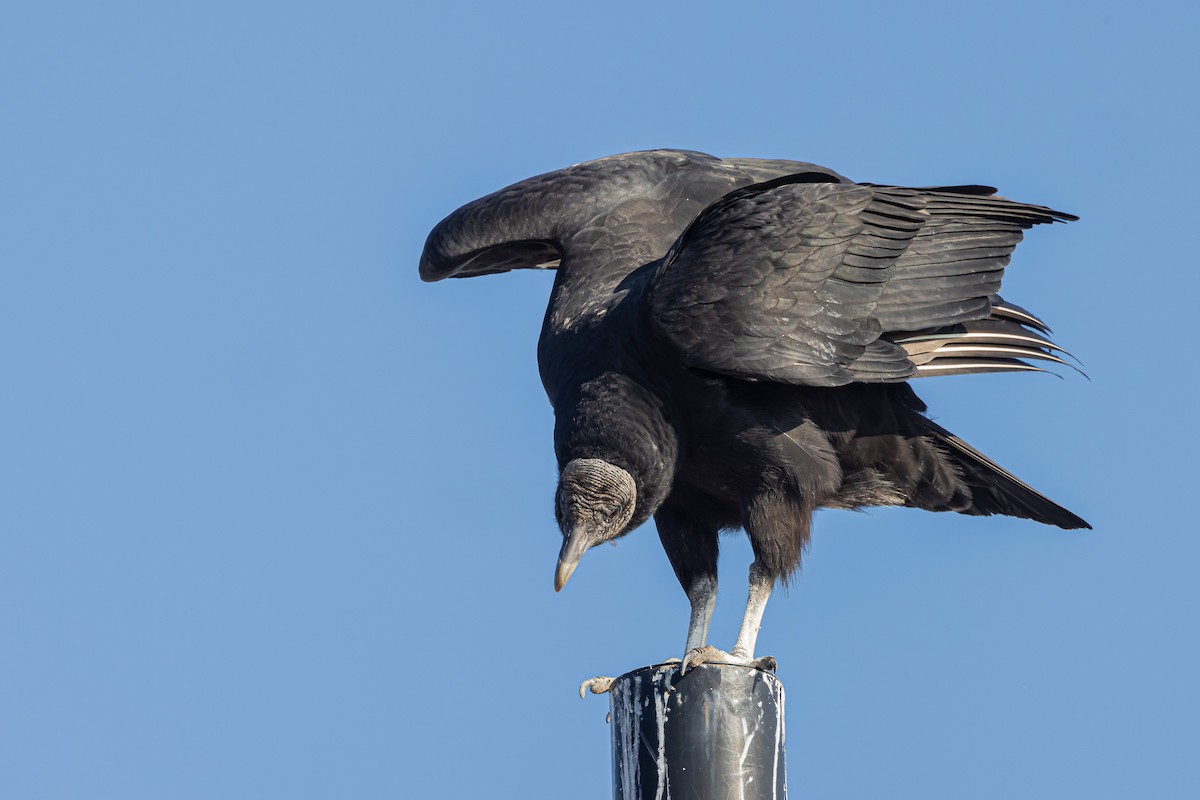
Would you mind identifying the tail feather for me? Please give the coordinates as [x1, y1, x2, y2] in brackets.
[888, 294, 1085, 379]
[925, 420, 1090, 530]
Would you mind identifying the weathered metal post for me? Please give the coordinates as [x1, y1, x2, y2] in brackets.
[609, 662, 787, 799]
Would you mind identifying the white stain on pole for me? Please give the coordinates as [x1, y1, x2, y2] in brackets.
[607, 663, 787, 800]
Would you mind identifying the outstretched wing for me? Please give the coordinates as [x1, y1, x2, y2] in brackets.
[648, 175, 1076, 387]
[419, 150, 844, 282]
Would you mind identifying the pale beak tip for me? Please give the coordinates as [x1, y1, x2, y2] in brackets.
[554, 560, 576, 593]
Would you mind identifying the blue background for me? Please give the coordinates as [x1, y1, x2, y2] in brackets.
[3, 1, 1196, 797]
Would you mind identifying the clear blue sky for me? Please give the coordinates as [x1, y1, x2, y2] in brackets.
[2, 2, 1196, 797]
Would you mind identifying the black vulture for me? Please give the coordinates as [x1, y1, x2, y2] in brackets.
[420, 149, 1088, 680]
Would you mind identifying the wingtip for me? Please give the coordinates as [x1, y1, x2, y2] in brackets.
[418, 253, 448, 282]
[1059, 515, 1092, 531]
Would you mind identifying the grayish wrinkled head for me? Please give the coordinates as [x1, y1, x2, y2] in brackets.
[554, 458, 637, 592]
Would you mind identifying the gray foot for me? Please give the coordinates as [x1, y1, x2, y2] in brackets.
[579, 676, 614, 698]
[680, 645, 778, 675]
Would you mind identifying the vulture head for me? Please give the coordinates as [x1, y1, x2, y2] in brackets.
[554, 458, 638, 591]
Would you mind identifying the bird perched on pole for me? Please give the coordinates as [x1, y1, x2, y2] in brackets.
[419, 149, 1089, 681]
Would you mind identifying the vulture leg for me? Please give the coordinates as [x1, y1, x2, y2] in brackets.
[683, 574, 717, 653]
[730, 559, 775, 663]
[654, 505, 721, 657]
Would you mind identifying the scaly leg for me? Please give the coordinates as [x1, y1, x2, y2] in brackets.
[683, 573, 717, 653]
[731, 559, 774, 663]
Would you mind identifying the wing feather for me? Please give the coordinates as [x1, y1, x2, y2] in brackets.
[649, 177, 1076, 386]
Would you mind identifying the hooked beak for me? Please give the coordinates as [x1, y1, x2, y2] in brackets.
[554, 527, 591, 592]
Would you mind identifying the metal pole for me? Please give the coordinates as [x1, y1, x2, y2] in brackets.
[609, 662, 787, 799]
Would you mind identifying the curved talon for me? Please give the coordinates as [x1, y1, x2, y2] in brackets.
[579, 676, 614, 698]
[680, 645, 721, 676]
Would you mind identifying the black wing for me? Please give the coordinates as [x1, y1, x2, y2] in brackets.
[648, 175, 1076, 387]
[418, 150, 844, 282]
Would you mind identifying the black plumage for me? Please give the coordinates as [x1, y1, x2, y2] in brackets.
[420, 149, 1088, 668]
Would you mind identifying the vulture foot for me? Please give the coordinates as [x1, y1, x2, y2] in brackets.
[579, 676, 614, 697]
[680, 645, 777, 675]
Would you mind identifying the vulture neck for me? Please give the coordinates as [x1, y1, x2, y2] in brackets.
[551, 369, 679, 531]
